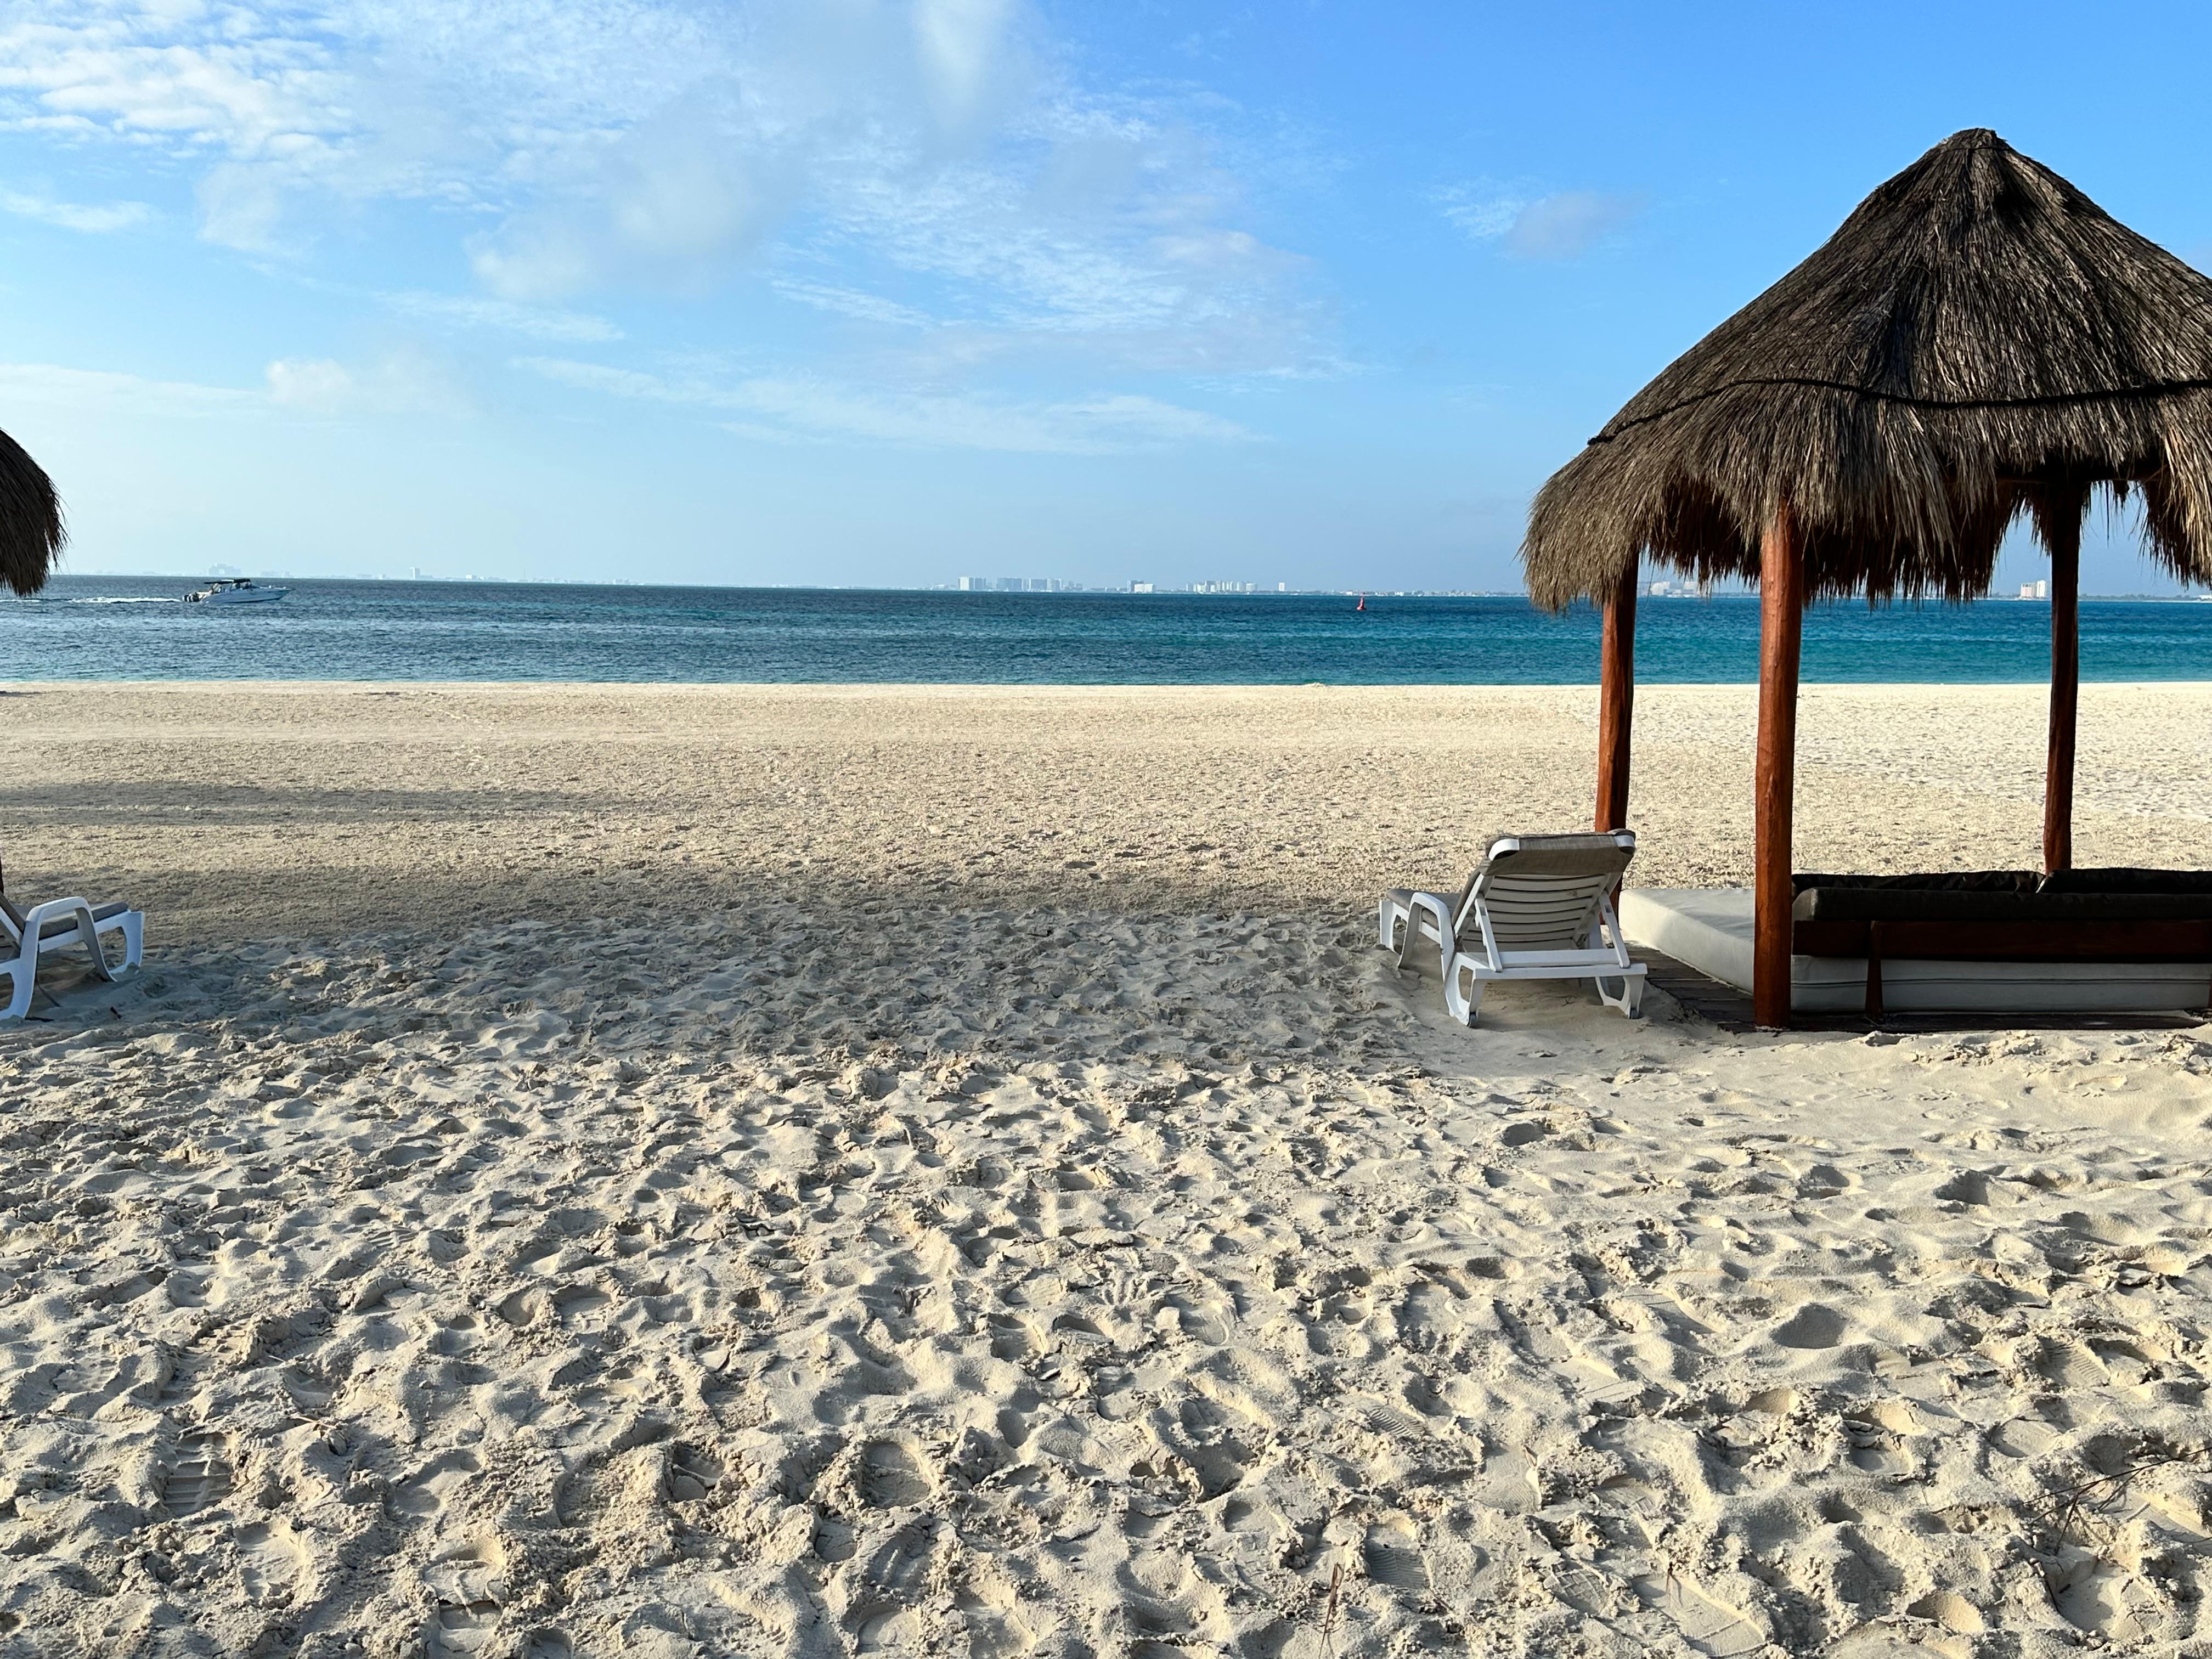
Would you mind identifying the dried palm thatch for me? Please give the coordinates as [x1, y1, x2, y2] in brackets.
[0, 425, 63, 596]
[1523, 129, 2212, 609]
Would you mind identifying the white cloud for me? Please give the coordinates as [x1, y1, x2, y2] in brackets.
[0, 352, 467, 419]
[0, 1, 1323, 375]
[913, 0, 1025, 136]
[469, 99, 791, 302]
[266, 347, 471, 415]
[264, 357, 354, 413]
[0, 362, 255, 415]
[1438, 180, 1642, 259]
[515, 354, 1255, 454]
[769, 278, 935, 329]
[1504, 191, 1641, 259]
[377, 289, 622, 343]
[1435, 182, 1527, 241]
[0, 189, 150, 232]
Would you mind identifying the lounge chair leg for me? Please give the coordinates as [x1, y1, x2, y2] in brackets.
[2, 964, 31, 1022]
[1596, 973, 1643, 1018]
[1445, 961, 1485, 1027]
[1377, 896, 1398, 954]
[83, 919, 118, 983]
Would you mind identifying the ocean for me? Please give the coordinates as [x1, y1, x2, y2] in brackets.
[7, 574, 2212, 685]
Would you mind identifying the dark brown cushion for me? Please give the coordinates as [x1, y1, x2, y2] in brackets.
[1795, 887, 2212, 923]
[1794, 870, 2038, 895]
[2040, 867, 2212, 895]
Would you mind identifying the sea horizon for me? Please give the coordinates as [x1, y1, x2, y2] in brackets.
[8, 571, 2212, 687]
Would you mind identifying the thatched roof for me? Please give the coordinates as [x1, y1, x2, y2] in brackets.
[0, 426, 62, 596]
[1523, 129, 2212, 608]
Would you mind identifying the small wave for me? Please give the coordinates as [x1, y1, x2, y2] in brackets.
[43, 595, 184, 606]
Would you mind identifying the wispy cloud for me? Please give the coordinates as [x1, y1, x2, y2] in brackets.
[1504, 191, 1641, 259]
[0, 2, 1325, 376]
[1437, 180, 1643, 259]
[0, 354, 469, 418]
[770, 278, 937, 329]
[266, 347, 472, 415]
[376, 290, 622, 343]
[0, 362, 255, 415]
[516, 354, 1255, 454]
[0, 189, 151, 232]
[1435, 182, 1528, 242]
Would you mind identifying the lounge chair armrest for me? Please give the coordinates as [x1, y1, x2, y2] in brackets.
[18, 896, 98, 935]
[1386, 889, 1460, 974]
[1404, 890, 1455, 932]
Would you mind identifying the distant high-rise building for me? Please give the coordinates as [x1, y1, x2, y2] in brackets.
[1130, 581, 1154, 594]
[959, 575, 990, 591]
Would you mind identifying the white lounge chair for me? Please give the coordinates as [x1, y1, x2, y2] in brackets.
[1, 888, 143, 1021]
[1379, 831, 1646, 1025]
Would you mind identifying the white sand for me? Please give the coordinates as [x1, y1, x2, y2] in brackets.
[3, 682, 2211, 1657]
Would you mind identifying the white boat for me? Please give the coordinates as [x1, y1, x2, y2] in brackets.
[185, 578, 288, 606]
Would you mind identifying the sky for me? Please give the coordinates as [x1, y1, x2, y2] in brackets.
[2, 0, 2210, 594]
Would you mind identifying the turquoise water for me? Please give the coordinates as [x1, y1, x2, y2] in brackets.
[7, 575, 2212, 684]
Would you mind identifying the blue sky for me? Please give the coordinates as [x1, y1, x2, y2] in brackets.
[2, 0, 2208, 592]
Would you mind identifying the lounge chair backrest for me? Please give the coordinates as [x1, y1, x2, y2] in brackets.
[1459, 831, 1635, 951]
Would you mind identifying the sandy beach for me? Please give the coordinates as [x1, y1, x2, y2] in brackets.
[5, 681, 2212, 1657]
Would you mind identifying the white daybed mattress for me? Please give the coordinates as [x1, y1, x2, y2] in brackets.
[1620, 887, 2210, 1015]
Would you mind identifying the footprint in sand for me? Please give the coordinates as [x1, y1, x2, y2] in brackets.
[432, 1599, 503, 1655]
[1363, 1521, 1431, 1595]
[394, 1450, 484, 1519]
[1772, 1304, 1848, 1348]
[851, 1606, 923, 1653]
[162, 1431, 233, 1519]
[237, 1519, 312, 1602]
[494, 1288, 545, 1328]
[1158, 1295, 1230, 1345]
[1395, 1282, 1462, 1354]
[986, 1313, 1044, 1361]
[1346, 1395, 1426, 1440]
[665, 1444, 724, 1503]
[864, 1517, 940, 1601]
[1634, 1572, 1768, 1657]
[860, 1441, 932, 1509]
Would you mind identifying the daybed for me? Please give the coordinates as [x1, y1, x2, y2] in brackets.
[1622, 870, 2212, 1018]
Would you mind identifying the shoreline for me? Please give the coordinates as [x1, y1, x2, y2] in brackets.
[12, 675, 2212, 691]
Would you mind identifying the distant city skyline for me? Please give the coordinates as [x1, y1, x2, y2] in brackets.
[2, 2, 2208, 596]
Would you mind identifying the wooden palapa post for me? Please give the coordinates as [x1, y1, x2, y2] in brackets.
[2042, 498, 2083, 874]
[1594, 560, 1637, 832]
[1753, 502, 1804, 1028]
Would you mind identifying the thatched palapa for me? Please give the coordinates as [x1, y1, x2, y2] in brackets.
[1524, 129, 2212, 1026]
[0, 425, 63, 597]
[1523, 128, 2212, 608]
